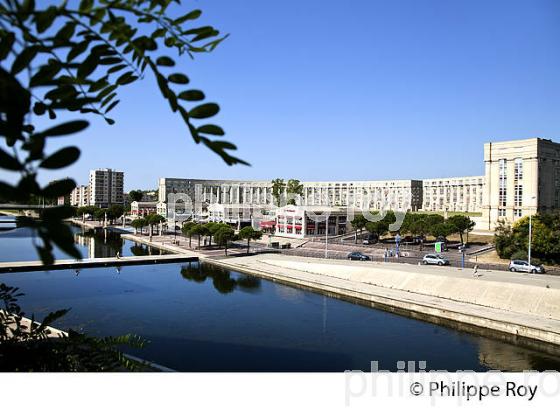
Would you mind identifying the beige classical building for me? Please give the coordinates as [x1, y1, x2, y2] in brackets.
[156, 137, 559, 232]
[481, 138, 560, 230]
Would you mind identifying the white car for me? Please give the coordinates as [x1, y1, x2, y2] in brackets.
[422, 254, 449, 266]
[508, 260, 545, 274]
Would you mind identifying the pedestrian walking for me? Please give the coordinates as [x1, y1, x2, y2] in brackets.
[116, 251, 120, 259]
[472, 264, 480, 278]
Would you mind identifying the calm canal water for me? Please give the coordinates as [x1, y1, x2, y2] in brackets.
[1, 215, 559, 372]
[0, 215, 166, 261]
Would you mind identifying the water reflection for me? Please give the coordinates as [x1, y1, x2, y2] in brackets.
[180, 263, 261, 294]
[0, 215, 167, 262]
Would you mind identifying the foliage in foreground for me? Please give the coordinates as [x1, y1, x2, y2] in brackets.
[0, 0, 246, 265]
[0, 283, 146, 371]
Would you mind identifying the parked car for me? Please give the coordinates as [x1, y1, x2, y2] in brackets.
[362, 234, 379, 245]
[348, 252, 371, 261]
[508, 260, 545, 274]
[422, 254, 450, 266]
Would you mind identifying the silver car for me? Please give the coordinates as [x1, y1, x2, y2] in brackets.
[508, 260, 545, 274]
[422, 254, 449, 266]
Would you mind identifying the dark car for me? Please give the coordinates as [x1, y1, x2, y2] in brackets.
[348, 252, 371, 261]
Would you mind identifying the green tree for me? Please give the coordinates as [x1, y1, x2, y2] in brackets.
[271, 178, 286, 207]
[128, 190, 143, 203]
[146, 213, 165, 235]
[181, 221, 196, 247]
[108, 204, 124, 223]
[238, 226, 263, 254]
[206, 221, 227, 246]
[430, 222, 455, 240]
[0, 0, 247, 265]
[350, 214, 367, 244]
[365, 220, 388, 237]
[214, 225, 235, 255]
[447, 215, 475, 245]
[76, 205, 97, 217]
[189, 223, 208, 249]
[286, 179, 303, 205]
[131, 217, 145, 235]
[93, 207, 106, 222]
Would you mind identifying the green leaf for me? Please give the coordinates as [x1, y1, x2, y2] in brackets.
[168, 73, 189, 84]
[0, 32, 15, 61]
[39, 147, 81, 169]
[101, 92, 117, 108]
[29, 62, 62, 87]
[77, 53, 99, 79]
[173, 10, 202, 25]
[42, 179, 76, 198]
[104, 99, 120, 114]
[107, 64, 127, 74]
[67, 40, 89, 62]
[38, 121, 89, 137]
[35, 7, 57, 33]
[55, 23, 76, 43]
[189, 103, 220, 119]
[79, 0, 94, 13]
[22, 0, 35, 14]
[178, 90, 205, 101]
[197, 124, 225, 136]
[156, 56, 175, 67]
[97, 84, 117, 100]
[11, 47, 38, 75]
[116, 71, 138, 85]
[0, 147, 23, 170]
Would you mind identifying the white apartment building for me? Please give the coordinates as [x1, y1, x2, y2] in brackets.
[70, 185, 89, 207]
[422, 176, 484, 213]
[89, 169, 124, 208]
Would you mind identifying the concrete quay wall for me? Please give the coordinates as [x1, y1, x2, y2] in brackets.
[261, 259, 560, 321]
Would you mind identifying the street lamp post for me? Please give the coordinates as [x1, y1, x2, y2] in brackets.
[325, 221, 328, 259]
[528, 213, 533, 267]
[528, 196, 536, 267]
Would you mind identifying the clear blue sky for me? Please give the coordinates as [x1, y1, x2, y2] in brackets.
[3, 0, 560, 190]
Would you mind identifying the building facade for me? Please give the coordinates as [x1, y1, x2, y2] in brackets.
[89, 169, 124, 208]
[157, 138, 560, 232]
[422, 176, 484, 213]
[274, 206, 348, 239]
[130, 201, 158, 217]
[481, 138, 560, 229]
[70, 185, 89, 207]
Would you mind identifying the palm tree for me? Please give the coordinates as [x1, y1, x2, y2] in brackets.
[271, 178, 286, 207]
